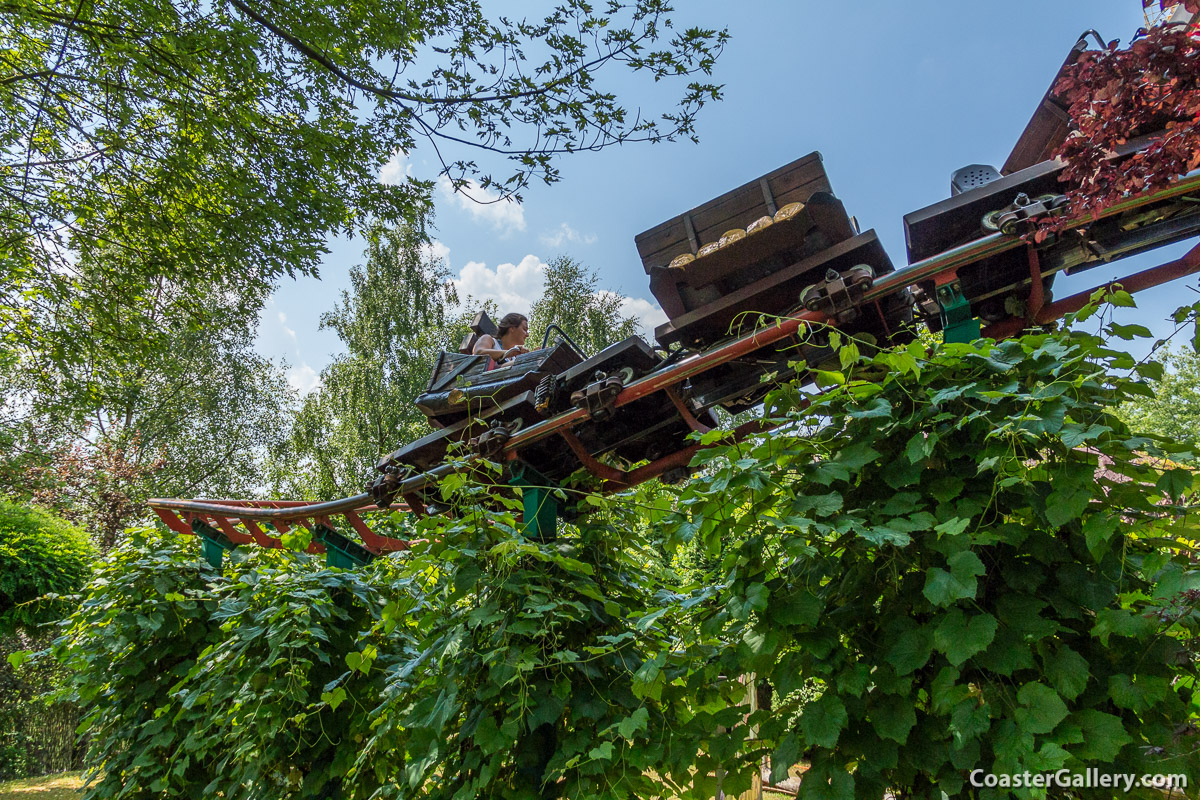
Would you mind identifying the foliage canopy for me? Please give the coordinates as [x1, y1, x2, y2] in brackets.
[51, 299, 1200, 799]
[2, 0, 726, 375]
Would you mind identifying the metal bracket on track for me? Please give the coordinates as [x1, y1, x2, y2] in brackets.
[314, 524, 377, 569]
[934, 273, 981, 344]
[470, 419, 521, 460]
[191, 516, 237, 569]
[570, 368, 633, 422]
[799, 264, 875, 324]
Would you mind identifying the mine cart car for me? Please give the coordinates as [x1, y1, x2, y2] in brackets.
[637, 152, 915, 412]
[373, 312, 718, 507]
[904, 30, 1200, 335]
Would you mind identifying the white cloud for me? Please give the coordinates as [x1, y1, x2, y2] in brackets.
[379, 151, 413, 185]
[540, 222, 597, 249]
[453, 254, 547, 313]
[606, 292, 668, 341]
[421, 239, 450, 265]
[451, 259, 667, 343]
[437, 176, 526, 234]
[277, 311, 297, 341]
[287, 363, 320, 396]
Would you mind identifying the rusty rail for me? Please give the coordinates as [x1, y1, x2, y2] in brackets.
[150, 168, 1200, 548]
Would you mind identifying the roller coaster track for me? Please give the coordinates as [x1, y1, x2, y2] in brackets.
[149, 170, 1200, 561]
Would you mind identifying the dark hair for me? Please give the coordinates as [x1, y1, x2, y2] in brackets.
[497, 313, 527, 338]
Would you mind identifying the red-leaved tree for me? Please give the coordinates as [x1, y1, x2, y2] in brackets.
[1047, 14, 1200, 231]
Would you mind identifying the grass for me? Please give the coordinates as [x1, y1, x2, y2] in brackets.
[0, 773, 84, 800]
[0, 772, 797, 799]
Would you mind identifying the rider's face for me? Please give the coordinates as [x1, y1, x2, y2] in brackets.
[512, 319, 529, 345]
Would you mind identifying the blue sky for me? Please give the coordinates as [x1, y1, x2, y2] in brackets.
[258, 2, 1189, 394]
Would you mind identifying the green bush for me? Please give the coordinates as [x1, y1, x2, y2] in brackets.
[663, 311, 1200, 798]
[49, 301, 1200, 799]
[0, 500, 95, 635]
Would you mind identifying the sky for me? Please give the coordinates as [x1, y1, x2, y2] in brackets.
[256, 1, 1193, 396]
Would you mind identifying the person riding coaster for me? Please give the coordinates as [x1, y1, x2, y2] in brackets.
[472, 312, 531, 367]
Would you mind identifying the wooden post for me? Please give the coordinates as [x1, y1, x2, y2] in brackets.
[737, 674, 763, 800]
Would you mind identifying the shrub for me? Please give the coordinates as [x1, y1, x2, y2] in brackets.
[664, 309, 1200, 798]
[0, 499, 94, 636]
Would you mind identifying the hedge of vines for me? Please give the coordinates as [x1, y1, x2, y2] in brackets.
[48, 296, 1200, 799]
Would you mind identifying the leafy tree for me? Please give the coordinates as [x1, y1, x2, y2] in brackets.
[271, 223, 464, 499]
[1117, 344, 1200, 462]
[1, 259, 295, 548]
[529, 255, 640, 357]
[0, 500, 92, 781]
[0, 499, 93, 635]
[2, 0, 726, 379]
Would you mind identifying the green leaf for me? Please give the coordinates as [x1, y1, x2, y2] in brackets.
[928, 476, 964, 503]
[1082, 514, 1119, 562]
[1107, 322, 1151, 340]
[871, 694, 917, 744]
[1108, 289, 1136, 307]
[1108, 674, 1168, 713]
[800, 692, 848, 748]
[813, 369, 846, 388]
[801, 493, 843, 517]
[1136, 360, 1164, 381]
[934, 516, 970, 537]
[951, 698, 991, 744]
[934, 610, 998, 666]
[1015, 683, 1068, 735]
[770, 733, 801, 784]
[320, 686, 347, 711]
[886, 626, 933, 676]
[769, 591, 822, 627]
[923, 551, 983, 607]
[1045, 485, 1089, 527]
[847, 397, 892, 419]
[1156, 468, 1194, 501]
[474, 715, 507, 755]
[588, 741, 615, 761]
[1070, 710, 1132, 761]
[931, 667, 967, 714]
[617, 706, 650, 740]
[800, 763, 854, 800]
[834, 442, 881, 472]
[1092, 607, 1155, 645]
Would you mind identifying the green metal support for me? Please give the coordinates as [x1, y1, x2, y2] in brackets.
[507, 463, 559, 541]
[937, 281, 981, 344]
[191, 517, 236, 569]
[314, 524, 377, 569]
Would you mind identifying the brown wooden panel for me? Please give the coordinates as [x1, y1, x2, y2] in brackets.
[1002, 99, 1069, 175]
[688, 161, 828, 240]
[639, 173, 833, 274]
[653, 231, 893, 347]
[635, 152, 830, 273]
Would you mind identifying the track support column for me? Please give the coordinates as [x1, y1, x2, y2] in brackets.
[507, 463, 559, 541]
[191, 518, 236, 569]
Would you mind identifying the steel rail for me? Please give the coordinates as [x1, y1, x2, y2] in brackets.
[503, 309, 830, 452]
[149, 492, 377, 520]
[149, 171, 1200, 526]
[867, 168, 1200, 301]
[147, 313, 830, 520]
